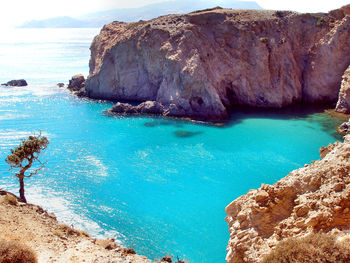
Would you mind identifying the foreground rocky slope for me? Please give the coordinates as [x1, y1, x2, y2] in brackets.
[0, 192, 151, 263]
[83, 5, 350, 120]
[225, 134, 350, 262]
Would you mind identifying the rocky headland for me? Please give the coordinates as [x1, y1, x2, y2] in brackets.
[225, 134, 350, 262]
[69, 5, 350, 121]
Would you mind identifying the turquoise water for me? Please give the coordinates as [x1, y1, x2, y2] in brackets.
[0, 29, 341, 262]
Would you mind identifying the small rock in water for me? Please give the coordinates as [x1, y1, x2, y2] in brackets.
[2, 79, 28, 86]
[67, 74, 85, 92]
[57, 83, 65, 88]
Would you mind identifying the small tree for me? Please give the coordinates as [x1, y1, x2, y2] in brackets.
[5, 134, 49, 203]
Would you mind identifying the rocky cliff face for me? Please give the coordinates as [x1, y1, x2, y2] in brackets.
[336, 65, 350, 114]
[225, 135, 350, 262]
[85, 5, 350, 120]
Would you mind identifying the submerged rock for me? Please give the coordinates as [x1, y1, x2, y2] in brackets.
[174, 130, 202, 138]
[85, 5, 350, 121]
[2, 79, 28, 86]
[225, 135, 350, 262]
[336, 66, 350, 114]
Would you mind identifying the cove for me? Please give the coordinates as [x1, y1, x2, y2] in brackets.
[0, 28, 343, 263]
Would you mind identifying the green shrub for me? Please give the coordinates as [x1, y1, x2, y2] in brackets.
[259, 37, 269, 43]
[261, 233, 350, 263]
[311, 14, 326, 27]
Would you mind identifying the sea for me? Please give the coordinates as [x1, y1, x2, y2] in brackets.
[0, 28, 343, 263]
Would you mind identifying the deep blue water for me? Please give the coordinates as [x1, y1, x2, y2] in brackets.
[0, 28, 342, 262]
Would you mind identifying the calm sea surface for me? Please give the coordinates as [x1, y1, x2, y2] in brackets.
[0, 28, 343, 262]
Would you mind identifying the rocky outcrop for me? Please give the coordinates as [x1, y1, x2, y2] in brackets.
[109, 101, 165, 115]
[1, 79, 28, 86]
[67, 74, 86, 96]
[85, 5, 350, 121]
[336, 66, 350, 114]
[225, 135, 350, 262]
[338, 119, 350, 135]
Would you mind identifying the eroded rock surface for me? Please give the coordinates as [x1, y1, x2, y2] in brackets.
[225, 135, 350, 262]
[85, 5, 350, 120]
[336, 66, 350, 114]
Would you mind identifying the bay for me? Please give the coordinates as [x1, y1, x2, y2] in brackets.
[0, 28, 342, 262]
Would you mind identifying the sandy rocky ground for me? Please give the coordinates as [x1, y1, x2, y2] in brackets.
[0, 191, 153, 263]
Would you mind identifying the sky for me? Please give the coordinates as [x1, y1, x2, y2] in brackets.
[0, 0, 349, 28]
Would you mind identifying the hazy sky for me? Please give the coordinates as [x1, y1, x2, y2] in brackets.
[1, 0, 348, 28]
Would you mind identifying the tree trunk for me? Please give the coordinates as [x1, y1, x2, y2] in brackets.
[19, 176, 26, 203]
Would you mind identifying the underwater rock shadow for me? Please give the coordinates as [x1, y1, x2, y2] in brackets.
[143, 119, 184, 128]
[173, 130, 203, 138]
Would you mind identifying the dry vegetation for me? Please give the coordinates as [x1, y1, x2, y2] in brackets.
[0, 239, 38, 263]
[261, 233, 350, 263]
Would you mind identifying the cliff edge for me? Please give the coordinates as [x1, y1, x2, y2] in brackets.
[84, 5, 350, 121]
[225, 134, 350, 262]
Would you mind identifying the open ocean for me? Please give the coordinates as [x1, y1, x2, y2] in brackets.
[0, 28, 343, 262]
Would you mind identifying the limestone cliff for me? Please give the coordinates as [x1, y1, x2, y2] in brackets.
[225, 135, 350, 262]
[85, 5, 350, 120]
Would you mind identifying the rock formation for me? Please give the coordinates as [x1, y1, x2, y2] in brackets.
[67, 74, 86, 96]
[1, 79, 28, 86]
[338, 119, 350, 135]
[336, 66, 350, 114]
[225, 135, 350, 262]
[84, 5, 350, 121]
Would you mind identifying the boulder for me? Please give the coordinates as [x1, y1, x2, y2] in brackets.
[2, 79, 28, 86]
[108, 102, 138, 114]
[108, 101, 165, 115]
[337, 119, 350, 135]
[57, 83, 65, 88]
[67, 74, 85, 92]
[136, 101, 165, 114]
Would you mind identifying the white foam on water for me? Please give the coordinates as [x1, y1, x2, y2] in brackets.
[85, 155, 109, 177]
[24, 185, 124, 242]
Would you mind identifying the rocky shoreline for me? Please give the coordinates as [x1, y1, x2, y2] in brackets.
[0, 190, 185, 263]
[0, 190, 153, 263]
[68, 5, 350, 121]
[225, 133, 350, 262]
